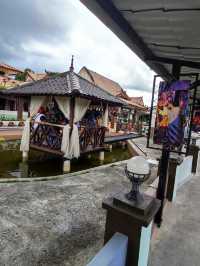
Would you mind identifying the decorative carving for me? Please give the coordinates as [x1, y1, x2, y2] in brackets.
[79, 126, 106, 152]
[30, 122, 106, 154]
[30, 122, 62, 151]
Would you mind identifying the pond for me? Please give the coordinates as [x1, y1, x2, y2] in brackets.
[0, 140, 131, 179]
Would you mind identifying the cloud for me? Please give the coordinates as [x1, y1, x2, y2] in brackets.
[0, 0, 155, 105]
[0, 0, 73, 66]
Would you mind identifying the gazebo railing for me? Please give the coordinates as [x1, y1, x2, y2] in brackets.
[30, 121, 106, 155]
[79, 126, 106, 152]
[30, 121, 63, 152]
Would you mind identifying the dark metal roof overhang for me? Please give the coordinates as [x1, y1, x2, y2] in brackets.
[80, 0, 200, 81]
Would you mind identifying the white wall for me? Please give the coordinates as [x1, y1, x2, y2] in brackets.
[0, 110, 28, 121]
[173, 156, 193, 201]
[87, 233, 128, 266]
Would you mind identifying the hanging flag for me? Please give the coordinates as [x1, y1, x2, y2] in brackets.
[153, 80, 190, 149]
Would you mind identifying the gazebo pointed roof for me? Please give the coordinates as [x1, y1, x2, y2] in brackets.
[1, 71, 124, 105]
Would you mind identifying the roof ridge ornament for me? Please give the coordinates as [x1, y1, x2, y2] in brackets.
[68, 55, 82, 93]
[69, 71, 82, 93]
[69, 55, 74, 72]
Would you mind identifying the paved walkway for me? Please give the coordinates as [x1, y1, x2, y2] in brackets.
[150, 172, 200, 266]
[0, 128, 22, 140]
[0, 136, 199, 265]
[0, 137, 159, 266]
[0, 162, 131, 266]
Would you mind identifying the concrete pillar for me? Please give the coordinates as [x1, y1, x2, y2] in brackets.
[113, 122, 117, 132]
[19, 162, 29, 178]
[166, 158, 180, 202]
[22, 151, 28, 162]
[121, 141, 126, 149]
[99, 151, 104, 162]
[102, 194, 160, 266]
[63, 159, 71, 173]
[188, 144, 200, 173]
[109, 144, 112, 152]
[17, 97, 24, 121]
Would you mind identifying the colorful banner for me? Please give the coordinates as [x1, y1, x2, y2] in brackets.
[153, 80, 190, 148]
[192, 110, 200, 132]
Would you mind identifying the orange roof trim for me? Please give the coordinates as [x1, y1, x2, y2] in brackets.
[0, 62, 23, 73]
[26, 71, 47, 81]
[79, 66, 147, 110]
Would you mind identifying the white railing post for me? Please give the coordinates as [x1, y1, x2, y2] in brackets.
[87, 233, 128, 266]
[172, 156, 193, 201]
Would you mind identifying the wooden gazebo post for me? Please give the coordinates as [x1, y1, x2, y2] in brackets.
[63, 96, 75, 173]
[99, 102, 109, 162]
[63, 57, 75, 173]
[17, 96, 23, 121]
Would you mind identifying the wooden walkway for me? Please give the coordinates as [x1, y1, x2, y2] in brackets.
[0, 128, 141, 148]
[0, 128, 23, 141]
[104, 133, 141, 144]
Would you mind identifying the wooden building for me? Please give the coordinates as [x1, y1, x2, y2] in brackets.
[25, 70, 47, 82]
[79, 67, 149, 133]
[0, 62, 23, 78]
[0, 64, 47, 114]
[0, 63, 24, 113]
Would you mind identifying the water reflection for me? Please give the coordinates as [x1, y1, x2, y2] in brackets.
[0, 141, 131, 179]
[19, 162, 29, 178]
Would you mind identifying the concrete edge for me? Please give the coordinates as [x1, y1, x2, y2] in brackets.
[0, 159, 129, 184]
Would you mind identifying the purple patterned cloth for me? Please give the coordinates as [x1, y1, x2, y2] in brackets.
[153, 80, 190, 149]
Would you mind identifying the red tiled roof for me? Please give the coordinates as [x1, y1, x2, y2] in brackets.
[26, 71, 47, 81]
[0, 62, 23, 73]
[79, 67, 147, 110]
[0, 76, 9, 82]
[130, 96, 144, 106]
[79, 67, 129, 99]
[123, 98, 147, 110]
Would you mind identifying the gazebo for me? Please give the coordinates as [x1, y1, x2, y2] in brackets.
[1, 62, 125, 171]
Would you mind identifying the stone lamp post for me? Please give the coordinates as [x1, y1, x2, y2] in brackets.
[102, 156, 160, 266]
[125, 156, 150, 202]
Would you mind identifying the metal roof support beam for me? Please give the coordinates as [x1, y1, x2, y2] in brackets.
[120, 8, 200, 14]
[147, 56, 200, 70]
[172, 63, 181, 80]
[81, 0, 172, 81]
[95, 0, 153, 60]
[186, 74, 199, 154]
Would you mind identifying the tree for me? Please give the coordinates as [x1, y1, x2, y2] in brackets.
[15, 68, 33, 81]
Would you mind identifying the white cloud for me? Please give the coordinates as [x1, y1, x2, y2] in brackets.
[126, 89, 152, 106]
[0, 0, 157, 106]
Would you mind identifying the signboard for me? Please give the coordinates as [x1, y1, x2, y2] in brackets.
[153, 80, 190, 148]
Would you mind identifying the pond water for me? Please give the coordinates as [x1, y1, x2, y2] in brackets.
[0, 141, 131, 179]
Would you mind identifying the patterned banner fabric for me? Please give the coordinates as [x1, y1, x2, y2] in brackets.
[154, 80, 190, 149]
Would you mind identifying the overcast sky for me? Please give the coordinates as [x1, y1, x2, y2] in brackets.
[0, 0, 156, 105]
